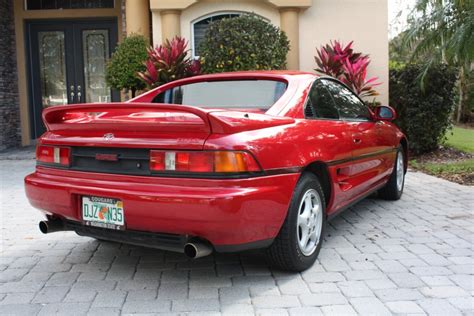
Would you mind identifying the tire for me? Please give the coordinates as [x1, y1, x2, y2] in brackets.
[379, 146, 405, 200]
[266, 172, 326, 272]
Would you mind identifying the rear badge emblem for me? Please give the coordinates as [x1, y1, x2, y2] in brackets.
[103, 133, 114, 141]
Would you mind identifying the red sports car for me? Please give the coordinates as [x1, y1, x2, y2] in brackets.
[25, 71, 407, 271]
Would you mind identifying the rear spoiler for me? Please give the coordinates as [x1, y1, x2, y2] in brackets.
[42, 102, 295, 134]
[42, 103, 212, 134]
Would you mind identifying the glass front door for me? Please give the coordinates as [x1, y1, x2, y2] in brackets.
[27, 19, 119, 138]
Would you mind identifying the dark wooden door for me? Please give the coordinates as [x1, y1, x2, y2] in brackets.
[26, 19, 119, 139]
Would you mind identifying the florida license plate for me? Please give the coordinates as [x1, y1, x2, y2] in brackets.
[82, 196, 125, 230]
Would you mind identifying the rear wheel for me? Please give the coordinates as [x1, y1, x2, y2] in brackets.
[379, 146, 405, 200]
[266, 173, 326, 271]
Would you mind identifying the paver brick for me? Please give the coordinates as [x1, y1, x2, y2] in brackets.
[301, 272, 345, 283]
[0, 292, 35, 305]
[38, 302, 90, 316]
[172, 298, 220, 312]
[219, 287, 250, 304]
[350, 297, 392, 315]
[420, 286, 469, 298]
[189, 286, 219, 299]
[0, 303, 42, 315]
[387, 272, 425, 288]
[386, 300, 425, 314]
[157, 283, 188, 299]
[92, 290, 127, 307]
[46, 272, 80, 286]
[87, 307, 121, 316]
[321, 304, 357, 315]
[277, 278, 310, 295]
[375, 288, 424, 302]
[0, 269, 29, 282]
[374, 260, 408, 273]
[337, 280, 374, 297]
[253, 295, 300, 308]
[121, 299, 171, 313]
[255, 308, 288, 316]
[448, 297, 474, 311]
[308, 282, 340, 293]
[299, 293, 347, 306]
[364, 278, 397, 290]
[418, 298, 463, 316]
[32, 286, 69, 304]
[221, 303, 254, 315]
[63, 288, 97, 303]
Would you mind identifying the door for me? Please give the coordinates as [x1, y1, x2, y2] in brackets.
[322, 79, 387, 197]
[26, 19, 119, 139]
[304, 79, 356, 212]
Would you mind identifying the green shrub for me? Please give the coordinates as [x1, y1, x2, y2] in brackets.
[389, 64, 457, 155]
[106, 34, 148, 97]
[199, 14, 289, 73]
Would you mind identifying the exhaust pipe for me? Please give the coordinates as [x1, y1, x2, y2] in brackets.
[39, 220, 65, 234]
[184, 241, 213, 259]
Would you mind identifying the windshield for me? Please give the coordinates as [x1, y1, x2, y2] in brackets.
[152, 80, 287, 109]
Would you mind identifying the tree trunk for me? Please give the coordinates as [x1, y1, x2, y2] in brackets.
[456, 67, 464, 123]
[131, 88, 136, 98]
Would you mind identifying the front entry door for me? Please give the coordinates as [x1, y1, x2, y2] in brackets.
[26, 19, 119, 139]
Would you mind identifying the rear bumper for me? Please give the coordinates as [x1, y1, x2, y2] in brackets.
[25, 167, 299, 251]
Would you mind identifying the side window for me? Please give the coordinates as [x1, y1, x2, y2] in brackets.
[305, 80, 339, 119]
[323, 80, 371, 121]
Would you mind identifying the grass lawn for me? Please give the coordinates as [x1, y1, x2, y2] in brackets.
[445, 126, 474, 153]
[411, 158, 474, 175]
[410, 125, 474, 185]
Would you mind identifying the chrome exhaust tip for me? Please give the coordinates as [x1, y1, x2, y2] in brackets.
[39, 220, 65, 234]
[184, 241, 213, 259]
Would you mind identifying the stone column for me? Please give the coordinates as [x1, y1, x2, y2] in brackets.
[125, 0, 150, 39]
[279, 8, 300, 70]
[160, 10, 181, 42]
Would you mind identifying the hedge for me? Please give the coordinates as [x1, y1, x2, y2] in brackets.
[389, 64, 457, 155]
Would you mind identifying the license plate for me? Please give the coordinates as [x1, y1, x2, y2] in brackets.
[82, 196, 125, 230]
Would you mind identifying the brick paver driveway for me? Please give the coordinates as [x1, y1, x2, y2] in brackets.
[1, 158, 473, 315]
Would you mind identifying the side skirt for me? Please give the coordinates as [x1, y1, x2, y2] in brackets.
[327, 181, 386, 222]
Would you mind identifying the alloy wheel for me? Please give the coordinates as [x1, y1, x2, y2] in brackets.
[297, 189, 323, 256]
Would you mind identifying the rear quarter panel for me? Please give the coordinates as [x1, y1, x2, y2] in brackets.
[204, 119, 355, 213]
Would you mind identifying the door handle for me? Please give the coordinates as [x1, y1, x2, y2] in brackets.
[70, 85, 75, 102]
[353, 138, 362, 144]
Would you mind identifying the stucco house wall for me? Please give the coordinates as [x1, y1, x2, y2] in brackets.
[151, 0, 389, 105]
[300, 0, 389, 104]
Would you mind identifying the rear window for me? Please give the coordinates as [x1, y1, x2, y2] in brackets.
[152, 80, 287, 109]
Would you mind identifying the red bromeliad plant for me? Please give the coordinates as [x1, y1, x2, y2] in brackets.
[314, 40, 380, 98]
[138, 37, 201, 88]
[340, 56, 381, 98]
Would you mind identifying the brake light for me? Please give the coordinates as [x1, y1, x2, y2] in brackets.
[150, 150, 261, 174]
[36, 145, 71, 166]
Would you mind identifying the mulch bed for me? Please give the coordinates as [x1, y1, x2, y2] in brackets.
[409, 146, 474, 186]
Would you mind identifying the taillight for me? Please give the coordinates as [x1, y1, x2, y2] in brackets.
[150, 150, 261, 174]
[36, 145, 71, 166]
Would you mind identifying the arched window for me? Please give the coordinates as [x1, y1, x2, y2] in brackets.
[191, 12, 241, 58]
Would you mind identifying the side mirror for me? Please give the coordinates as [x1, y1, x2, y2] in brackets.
[374, 105, 396, 121]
